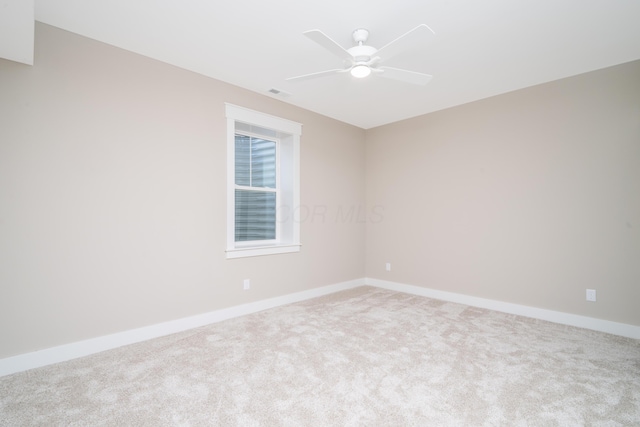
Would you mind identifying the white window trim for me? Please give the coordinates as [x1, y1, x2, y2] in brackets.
[225, 103, 302, 259]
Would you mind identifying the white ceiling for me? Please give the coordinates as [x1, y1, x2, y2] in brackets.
[0, 0, 33, 65]
[30, 0, 640, 129]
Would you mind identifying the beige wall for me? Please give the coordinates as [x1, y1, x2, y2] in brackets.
[0, 24, 366, 358]
[366, 60, 640, 326]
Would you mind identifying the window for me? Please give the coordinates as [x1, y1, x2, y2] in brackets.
[226, 104, 301, 259]
[235, 134, 277, 242]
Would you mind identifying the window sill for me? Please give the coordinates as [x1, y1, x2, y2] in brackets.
[226, 244, 301, 259]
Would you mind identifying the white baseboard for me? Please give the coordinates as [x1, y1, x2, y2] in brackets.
[365, 277, 640, 340]
[0, 278, 364, 377]
[3, 277, 637, 378]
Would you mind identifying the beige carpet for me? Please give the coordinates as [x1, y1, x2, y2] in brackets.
[1, 286, 639, 426]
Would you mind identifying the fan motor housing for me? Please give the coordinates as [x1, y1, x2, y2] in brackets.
[348, 45, 377, 62]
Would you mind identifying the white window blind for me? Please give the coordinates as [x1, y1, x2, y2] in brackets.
[234, 135, 277, 242]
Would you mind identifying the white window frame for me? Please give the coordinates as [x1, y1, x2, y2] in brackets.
[225, 103, 301, 259]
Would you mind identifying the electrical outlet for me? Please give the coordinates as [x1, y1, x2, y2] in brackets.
[385, 262, 391, 272]
[243, 279, 250, 290]
[586, 289, 596, 302]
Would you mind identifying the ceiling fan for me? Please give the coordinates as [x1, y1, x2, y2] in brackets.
[286, 24, 435, 85]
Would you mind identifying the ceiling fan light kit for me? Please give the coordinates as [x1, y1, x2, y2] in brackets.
[286, 24, 435, 85]
[351, 64, 371, 78]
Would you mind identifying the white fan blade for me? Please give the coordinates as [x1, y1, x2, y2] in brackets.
[377, 66, 433, 85]
[286, 68, 345, 82]
[304, 29, 352, 61]
[376, 24, 435, 62]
